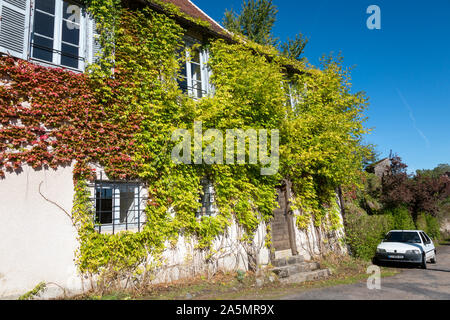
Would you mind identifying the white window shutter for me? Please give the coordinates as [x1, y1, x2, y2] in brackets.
[204, 50, 215, 95]
[0, 0, 30, 60]
[87, 15, 101, 64]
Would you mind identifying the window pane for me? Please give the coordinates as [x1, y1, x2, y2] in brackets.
[61, 20, 80, 45]
[96, 188, 113, 225]
[120, 189, 135, 223]
[197, 180, 214, 216]
[191, 49, 200, 64]
[61, 43, 79, 68]
[385, 231, 421, 243]
[32, 35, 53, 62]
[35, 0, 55, 14]
[192, 80, 203, 98]
[178, 61, 188, 93]
[420, 233, 426, 243]
[33, 10, 55, 38]
[191, 63, 201, 82]
[63, 1, 80, 20]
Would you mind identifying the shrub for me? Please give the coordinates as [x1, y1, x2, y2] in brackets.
[384, 206, 415, 230]
[416, 213, 427, 232]
[425, 214, 441, 240]
[345, 210, 394, 260]
[416, 212, 441, 240]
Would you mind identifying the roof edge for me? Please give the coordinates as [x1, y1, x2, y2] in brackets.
[186, 0, 227, 33]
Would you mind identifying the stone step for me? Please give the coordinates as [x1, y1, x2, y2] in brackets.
[274, 249, 292, 260]
[272, 255, 305, 268]
[272, 261, 320, 278]
[279, 268, 331, 284]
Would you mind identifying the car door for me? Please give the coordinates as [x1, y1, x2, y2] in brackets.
[420, 232, 434, 260]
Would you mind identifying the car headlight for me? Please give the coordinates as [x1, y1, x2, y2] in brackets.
[406, 250, 420, 255]
[376, 248, 386, 253]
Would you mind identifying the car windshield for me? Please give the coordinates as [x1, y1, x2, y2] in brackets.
[384, 232, 421, 243]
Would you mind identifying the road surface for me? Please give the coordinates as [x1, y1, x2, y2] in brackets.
[283, 243, 450, 300]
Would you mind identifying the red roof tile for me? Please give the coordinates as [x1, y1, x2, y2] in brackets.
[160, 0, 226, 34]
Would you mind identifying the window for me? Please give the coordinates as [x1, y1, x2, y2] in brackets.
[420, 232, 431, 244]
[179, 38, 212, 99]
[0, 0, 98, 71]
[384, 231, 421, 244]
[419, 232, 427, 244]
[30, 0, 86, 69]
[93, 181, 146, 233]
[196, 179, 216, 217]
[285, 81, 305, 111]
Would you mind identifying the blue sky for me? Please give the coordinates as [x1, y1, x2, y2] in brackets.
[193, 0, 450, 173]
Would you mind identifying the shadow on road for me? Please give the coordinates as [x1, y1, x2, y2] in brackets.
[375, 260, 450, 273]
[376, 261, 420, 269]
[425, 268, 450, 273]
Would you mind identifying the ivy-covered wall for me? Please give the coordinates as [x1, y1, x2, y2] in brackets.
[0, 0, 370, 291]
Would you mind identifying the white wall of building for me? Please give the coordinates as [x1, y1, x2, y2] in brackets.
[0, 164, 83, 298]
[153, 220, 271, 283]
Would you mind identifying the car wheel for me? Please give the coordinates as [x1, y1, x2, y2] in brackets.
[421, 253, 427, 269]
[430, 251, 437, 264]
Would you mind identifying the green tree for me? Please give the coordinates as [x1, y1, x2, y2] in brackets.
[280, 33, 308, 61]
[416, 163, 450, 178]
[224, 0, 309, 61]
[224, 0, 278, 46]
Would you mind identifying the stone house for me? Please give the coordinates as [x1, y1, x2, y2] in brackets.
[366, 158, 392, 178]
[0, 0, 346, 298]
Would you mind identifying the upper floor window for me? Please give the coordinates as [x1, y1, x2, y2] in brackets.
[31, 0, 85, 69]
[178, 38, 212, 99]
[0, 0, 99, 71]
[285, 80, 306, 112]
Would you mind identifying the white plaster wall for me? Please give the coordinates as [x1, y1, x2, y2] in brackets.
[151, 205, 347, 285]
[292, 198, 348, 261]
[0, 164, 83, 298]
[153, 220, 270, 283]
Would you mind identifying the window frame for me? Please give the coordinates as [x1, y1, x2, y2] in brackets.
[196, 179, 217, 218]
[29, 0, 87, 71]
[285, 80, 306, 111]
[91, 180, 147, 234]
[179, 37, 212, 99]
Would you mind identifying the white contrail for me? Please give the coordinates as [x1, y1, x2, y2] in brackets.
[396, 89, 430, 148]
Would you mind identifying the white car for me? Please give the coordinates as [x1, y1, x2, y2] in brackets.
[374, 230, 436, 269]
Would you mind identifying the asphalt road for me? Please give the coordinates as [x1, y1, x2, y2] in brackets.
[283, 243, 450, 300]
